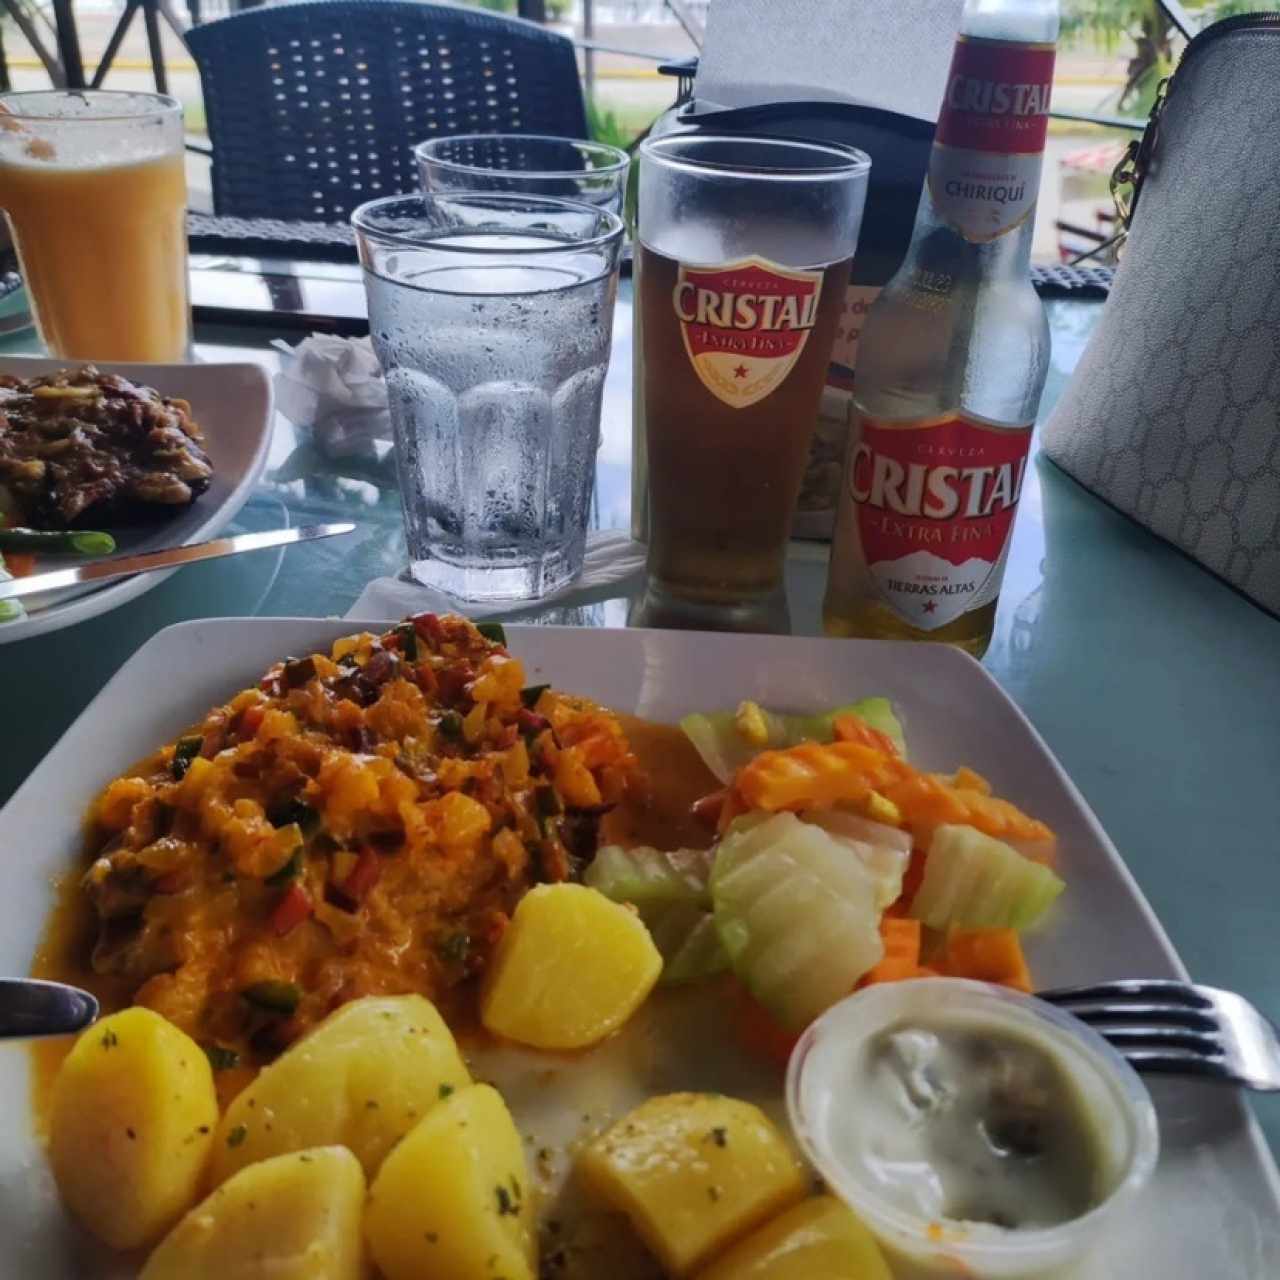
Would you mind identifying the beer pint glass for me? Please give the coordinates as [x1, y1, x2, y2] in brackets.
[634, 135, 869, 628]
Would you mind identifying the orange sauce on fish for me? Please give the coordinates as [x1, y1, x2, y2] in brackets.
[29, 718, 718, 1125]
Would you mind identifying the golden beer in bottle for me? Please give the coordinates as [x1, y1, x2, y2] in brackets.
[824, 0, 1058, 657]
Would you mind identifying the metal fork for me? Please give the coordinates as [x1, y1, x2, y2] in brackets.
[1039, 980, 1280, 1092]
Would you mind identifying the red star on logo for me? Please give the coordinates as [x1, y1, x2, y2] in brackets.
[922, 601, 937, 614]
[733, 364, 749, 379]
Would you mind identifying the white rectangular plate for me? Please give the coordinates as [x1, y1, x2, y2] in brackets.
[0, 356, 273, 644]
[1, 620, 1277, 1277]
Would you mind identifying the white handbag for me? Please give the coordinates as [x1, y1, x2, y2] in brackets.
[1042, 14, 1280, 616]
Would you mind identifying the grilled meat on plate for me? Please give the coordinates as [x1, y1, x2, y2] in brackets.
[0, 366, 212, 528]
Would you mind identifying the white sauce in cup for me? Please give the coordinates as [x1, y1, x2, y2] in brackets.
[787, 979, 1159, 1278]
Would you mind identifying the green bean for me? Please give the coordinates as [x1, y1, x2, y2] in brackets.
[170, 735, 203, 780]
[520, 683, 550, 708]
[393, 622, 418, 660]
[263, 848, 303, 886]
[241, 980, 302, 1015]
[0, 528, 116, 555]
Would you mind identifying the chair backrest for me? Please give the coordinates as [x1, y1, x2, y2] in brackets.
[187, 0, 589, 221]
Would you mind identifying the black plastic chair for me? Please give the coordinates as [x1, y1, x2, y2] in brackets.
[187, 0, 589, 222]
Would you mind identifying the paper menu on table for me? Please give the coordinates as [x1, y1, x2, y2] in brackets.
[694, 0, 965, 122]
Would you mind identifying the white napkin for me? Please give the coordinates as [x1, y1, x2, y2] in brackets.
[272, 334, 391, 458]
[695, 0, 964, 121]
[346, 528, 647, 621]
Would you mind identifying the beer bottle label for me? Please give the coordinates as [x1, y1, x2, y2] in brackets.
[847, 412, 1033, 630]
[928, 35, 1056, 243]
[672, 255, 825, 409]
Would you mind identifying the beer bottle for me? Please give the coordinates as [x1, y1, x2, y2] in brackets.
[823, 0, 1059, 657]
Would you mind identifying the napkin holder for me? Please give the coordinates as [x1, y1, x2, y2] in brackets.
[1041, 15, 1280, 616]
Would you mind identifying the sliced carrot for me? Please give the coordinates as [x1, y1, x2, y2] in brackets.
[715, 786, 748, 834]
[832, 713, 900, 756]
[949, 766, 991, 795]
[881, 916, 922, 961]
[884, 847, 929, 918]
[943, 927, 1032, 993]
[859, 918, 934, 986]
[732, 737, 1052, 853]
[929, 788, 1055, 849]
[691, 788, 727, 829]
[735, 739, 907, 812]
[733, 983, 800, 1070]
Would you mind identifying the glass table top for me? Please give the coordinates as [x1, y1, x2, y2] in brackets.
[1, 280, 1277, 1153]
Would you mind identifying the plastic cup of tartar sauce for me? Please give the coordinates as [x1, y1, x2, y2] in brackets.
[786, 978, 1159, 1279]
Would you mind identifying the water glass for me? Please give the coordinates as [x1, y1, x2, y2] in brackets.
[352, 192, 624, 601]
[415, 133, 630, 214]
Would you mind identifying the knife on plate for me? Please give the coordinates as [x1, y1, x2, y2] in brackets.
[0, 522, 357, 600]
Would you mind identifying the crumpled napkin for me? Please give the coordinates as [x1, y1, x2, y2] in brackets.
[346, 529, 647, 620]
[272, 334, 390, 457]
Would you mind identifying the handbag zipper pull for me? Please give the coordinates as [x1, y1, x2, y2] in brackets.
[1111, 75, 1170, 233]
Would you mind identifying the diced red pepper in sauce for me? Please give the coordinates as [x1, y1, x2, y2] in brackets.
[482, 911, 510, 945]
[152, 870, 191, 895]
[269, 883, 313, 936]
[436, 665, 474, 705]
[516, 708, 550, 735]
[337, 846, 381, 906]
[237, 704, 266, 740]
[412, 612, 444, 644]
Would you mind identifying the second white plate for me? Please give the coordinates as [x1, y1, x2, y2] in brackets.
[0, 356, 273, 644]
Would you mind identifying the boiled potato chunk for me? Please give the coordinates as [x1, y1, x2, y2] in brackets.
[49, 1007, 217, 1250]
[140, 1146, 365, 1280]
[365, 1083, 536, 1280]
[211, 994, 469, 1184]
[578, 1092, 807, 1276]
[481, 882, 662, 1049]
[695, 1196, 892, 1280]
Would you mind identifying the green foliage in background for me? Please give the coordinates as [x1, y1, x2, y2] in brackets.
[1064, 2, 1280, 114]
[586, 99, 633, 150]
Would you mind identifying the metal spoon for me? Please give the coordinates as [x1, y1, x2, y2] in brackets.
[0, 978, 99, 1039]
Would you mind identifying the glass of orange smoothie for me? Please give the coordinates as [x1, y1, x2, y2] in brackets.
[0, 90, 190, 363]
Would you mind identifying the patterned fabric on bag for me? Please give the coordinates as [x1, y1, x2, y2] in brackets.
[1043, 18, 1280, 616]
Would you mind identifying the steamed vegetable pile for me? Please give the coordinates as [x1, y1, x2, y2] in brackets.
[588, 695, 1064, 1039]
